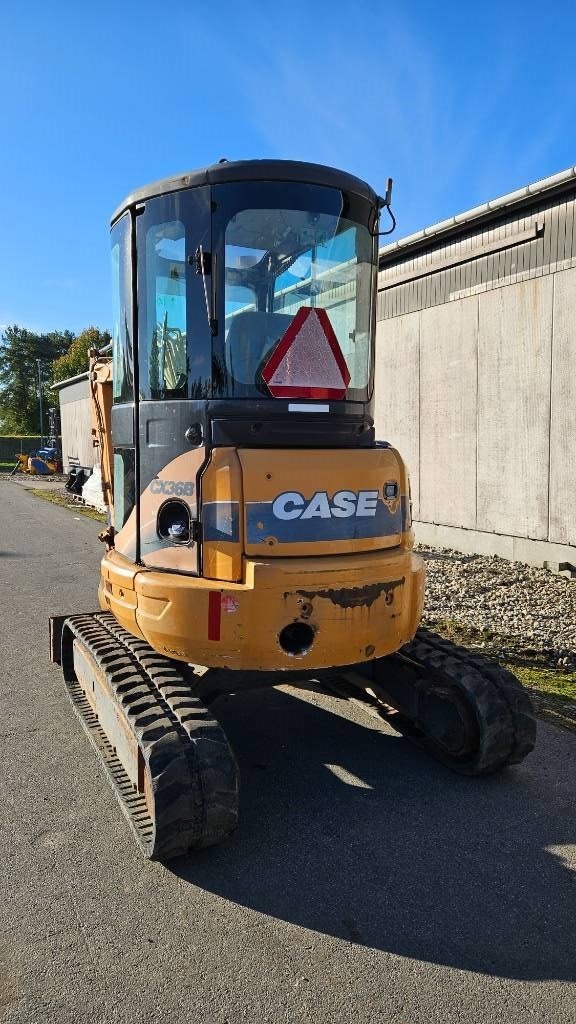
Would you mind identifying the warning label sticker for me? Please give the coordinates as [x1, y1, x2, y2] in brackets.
[261, 307, 350, 400]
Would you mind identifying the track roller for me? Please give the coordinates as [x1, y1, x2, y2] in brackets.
[53, 612, 239, 859]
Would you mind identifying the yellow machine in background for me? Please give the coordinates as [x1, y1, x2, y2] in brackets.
[11, 449, 61, 475]
[51, 160, 535, 860]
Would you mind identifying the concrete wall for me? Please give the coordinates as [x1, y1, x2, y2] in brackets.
[375, 263, 576, 566]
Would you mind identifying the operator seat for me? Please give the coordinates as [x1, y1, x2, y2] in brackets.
[225, 311, 292, 386]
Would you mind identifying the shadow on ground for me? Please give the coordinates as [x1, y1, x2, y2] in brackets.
[169, 684, 575, 983]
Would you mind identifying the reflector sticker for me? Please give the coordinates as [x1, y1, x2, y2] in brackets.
[261, 307, 351, 400]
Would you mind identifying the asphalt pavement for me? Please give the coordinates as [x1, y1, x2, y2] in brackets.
[0, 480, 575, 1024]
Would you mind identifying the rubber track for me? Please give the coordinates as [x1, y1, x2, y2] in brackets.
[395, 627, 537, 774]
[413, 627, 536, 764]
[60, 612, 239, 860]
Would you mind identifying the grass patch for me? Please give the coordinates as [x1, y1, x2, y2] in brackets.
[423, 615, 519, 659]
[509, 664, 576, 701]
[422, 613, 576, 729]
[29, 487, 107, 523]
[509, 664, 576, 733]
[0, 462, 17, 472]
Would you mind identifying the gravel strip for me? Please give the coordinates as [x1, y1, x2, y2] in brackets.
[418, 546, 576, 672]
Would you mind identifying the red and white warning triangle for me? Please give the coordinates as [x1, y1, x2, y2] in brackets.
[261, 306, 351, 400]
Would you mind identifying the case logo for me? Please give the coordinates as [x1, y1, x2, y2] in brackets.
[272, 490, 379, 521]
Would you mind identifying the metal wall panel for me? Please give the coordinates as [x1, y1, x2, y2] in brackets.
[476, 277, 553, 539]
[374, 314, 421, 518]
[549, 266, 576, 545]
[563, 196, 574, 262]
[57, 377, 89, 405]
[60, 397, 95, 471]
[419, 298, 478, 528]
[379, 190, 576, 319]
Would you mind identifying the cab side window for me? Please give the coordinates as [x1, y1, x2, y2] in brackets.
[144, 221, 187, 400]
[111, 214, 134, 403]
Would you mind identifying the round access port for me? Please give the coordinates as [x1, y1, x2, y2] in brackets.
[278, 622, 315, 657]
[157, 499, 191, 544]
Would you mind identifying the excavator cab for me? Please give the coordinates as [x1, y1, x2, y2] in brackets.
[51, 161, 536, 860]
[110, 164, 378, 545]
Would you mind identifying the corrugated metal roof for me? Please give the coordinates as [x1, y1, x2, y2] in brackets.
[379, 164, 576, 265]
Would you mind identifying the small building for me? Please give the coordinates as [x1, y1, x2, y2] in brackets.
[52, 372, 95, 473]
[375, 165, 576, 567]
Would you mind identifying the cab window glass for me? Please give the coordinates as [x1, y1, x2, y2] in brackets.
[111, 214, 133, 403]
[135, 187, 212, 403]
[113, 448, 135, 538]
[143, 221, 187, 399]
[221, 188, 373, 398]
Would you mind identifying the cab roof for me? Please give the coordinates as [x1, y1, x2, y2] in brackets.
[111, 159, 379, 226]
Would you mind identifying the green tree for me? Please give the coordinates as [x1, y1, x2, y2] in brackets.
[51, 326, 111, 384]
[0, 326, 73, 433]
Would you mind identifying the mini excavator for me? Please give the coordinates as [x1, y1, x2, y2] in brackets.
[50, 161, 536, 859]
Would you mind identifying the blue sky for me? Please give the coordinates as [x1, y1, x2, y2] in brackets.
[1, 0, 574, 335]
